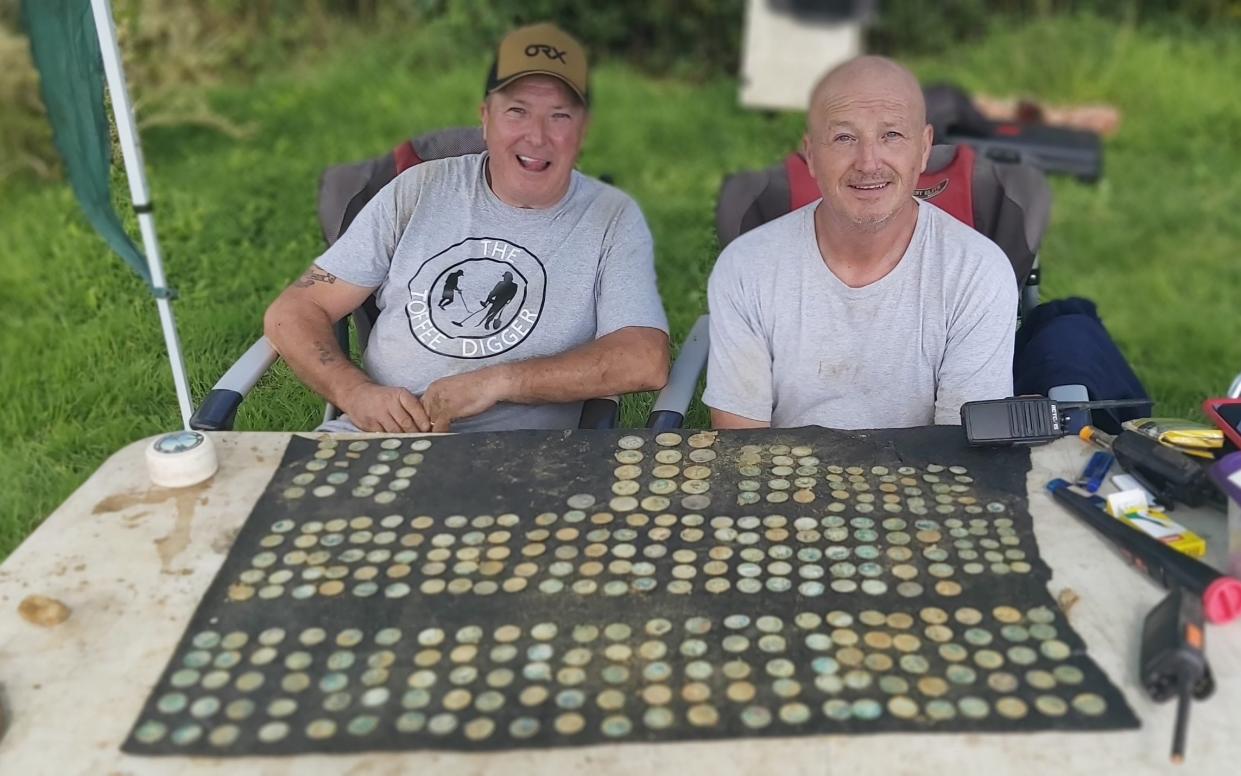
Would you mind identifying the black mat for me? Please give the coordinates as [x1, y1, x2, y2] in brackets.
[124, 426, 1137, 755]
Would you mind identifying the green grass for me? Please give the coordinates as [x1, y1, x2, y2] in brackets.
[1, 15, 1239, 557]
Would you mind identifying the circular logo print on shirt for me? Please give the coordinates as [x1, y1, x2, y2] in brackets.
[405, 237, 547, 359]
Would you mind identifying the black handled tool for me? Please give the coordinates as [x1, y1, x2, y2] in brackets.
[1140, 586, 1215, 763]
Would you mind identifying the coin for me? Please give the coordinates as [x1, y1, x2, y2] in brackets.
[958, 696, 989, 719]
[888, 696, 919, 719]
[684, 704, 718, 727]
[555, 712, 586, 735]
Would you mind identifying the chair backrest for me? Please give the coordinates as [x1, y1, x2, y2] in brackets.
[314, 127, 486, 356]
[714, 144, 1051, 289]
[317, 127, 486, 247]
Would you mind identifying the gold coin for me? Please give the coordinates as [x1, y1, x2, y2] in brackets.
[727, 681, 757, 703]
[1071, 693, 1107, 716]
[686, 704, 719, 727]
[611, 480, 640, 496]
[464, 717, 495, 741]
[317, 581, 344, 597]
[1035, 695, 1068, 717]
[886, 612, 914, 630]
[614, 464, 642, 480]
[793, 489, 816, 503]
[920, 607, 949, 624]
[641, 496, 671, 513]
[996, 697, 1029, 720]
[228, 584, 255, 602]
[642, 685, 672, 705]
[687, 432, 717, 448]
[655, 433, 683, 446]
[892, 634, 922, 653]
[649, 480, 677, 495]
[652, 465, 680, 479]
[863, 632, 892, 650]
[935, 580, 962, 597]
[655, 450, 682, 464]
[836, 647, 865, 667]
[442, 688, 471, 711]
[494, 625, 522, 642]
[519, 685, 549, 706]
[857, 609, 885, 625]
[555, 712, 585, 735]
[681, 480, 710, 495]
[681, 683, 711, 703]
[917, 676, 949, 697]
[974, 650, 1004, 670]
[597, 689, 626, 711]
[993, 606, 1023, 624]
[615, 450, 643, 464]
[888, 696, 919, 719]
[684, 465, 712, 480]
[954, 607, 983, 625]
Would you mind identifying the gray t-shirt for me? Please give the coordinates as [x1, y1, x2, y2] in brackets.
[315, 152, 668, 432]
[704, 199, 1016, 429]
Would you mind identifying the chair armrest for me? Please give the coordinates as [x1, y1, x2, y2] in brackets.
[579, 397, 619, 429]
[647, 314, 710, 430]
[189, 337, 280, 431]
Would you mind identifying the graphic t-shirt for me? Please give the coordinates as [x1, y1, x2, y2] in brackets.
[315, 152, 668, 432]
[704, 200, 1016, 428]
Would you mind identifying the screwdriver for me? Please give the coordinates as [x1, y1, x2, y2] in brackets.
[1080, 426, 1214, 508]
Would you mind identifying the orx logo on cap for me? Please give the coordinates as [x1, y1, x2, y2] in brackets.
[485, 22, 589, 105]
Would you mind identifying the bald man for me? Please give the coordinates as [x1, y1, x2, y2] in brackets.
[704, 56, 1016, 429]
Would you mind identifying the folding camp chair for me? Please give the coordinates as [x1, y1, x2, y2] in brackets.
[190, 127, 621, 431]
[645, 144, 1054, 430]
[923, 84, 1104, 183]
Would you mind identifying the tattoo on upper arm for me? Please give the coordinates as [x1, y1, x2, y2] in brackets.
[314, 341, 336, 366]
[293, 266, 339, 289]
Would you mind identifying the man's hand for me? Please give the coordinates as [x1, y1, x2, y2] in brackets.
[421, 369, 510, 432]
[338, 383, 431, 433]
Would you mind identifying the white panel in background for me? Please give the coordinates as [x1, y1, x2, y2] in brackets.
[740, 0, 867, 111]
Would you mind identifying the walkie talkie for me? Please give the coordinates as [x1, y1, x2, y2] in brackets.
[961, 396, 1152, 446]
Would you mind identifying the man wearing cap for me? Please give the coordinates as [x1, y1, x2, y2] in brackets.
[704, 56, 1016, 429]
[265, 23, 669, 432]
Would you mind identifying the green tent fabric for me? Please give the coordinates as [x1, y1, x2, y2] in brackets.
[22, 0, 152, 286]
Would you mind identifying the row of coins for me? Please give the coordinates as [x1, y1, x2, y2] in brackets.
[282, 438, 434, 504]
[227, 508, 1031, 602]
[733, 458, 992, 514]
[133, 606, 1105, 750]
[609, 432, 718, 511]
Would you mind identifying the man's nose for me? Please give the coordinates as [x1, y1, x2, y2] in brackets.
[854, 138, 882, 172]
[526, 119, 548, 146]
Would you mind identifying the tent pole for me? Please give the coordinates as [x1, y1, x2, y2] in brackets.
[89, 0, 194, 429]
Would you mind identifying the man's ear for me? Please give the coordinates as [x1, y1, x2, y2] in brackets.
[479, 98, 489, 140]
[919, 123, 933, 173]
[802, 133, 818, 181]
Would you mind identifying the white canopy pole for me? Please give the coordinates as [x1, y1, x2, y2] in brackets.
[89, 0, 194, 429]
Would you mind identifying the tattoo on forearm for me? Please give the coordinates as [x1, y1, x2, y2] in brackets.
[314, 341, 336, 366]
[293, 266, 339, 288]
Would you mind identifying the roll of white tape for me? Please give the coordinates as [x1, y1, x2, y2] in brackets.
[146, 431, 219, 488]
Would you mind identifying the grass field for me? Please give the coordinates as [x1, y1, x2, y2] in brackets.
[1, 15, 1238, 557]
